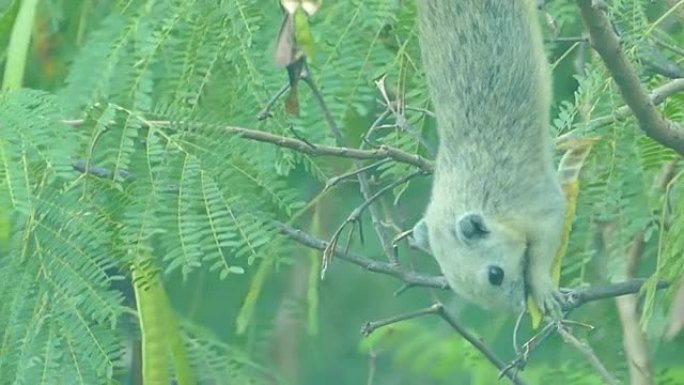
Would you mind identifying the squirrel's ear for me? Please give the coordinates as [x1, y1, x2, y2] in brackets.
[409, 218, 432, 254]
[456, 213, 489, 241]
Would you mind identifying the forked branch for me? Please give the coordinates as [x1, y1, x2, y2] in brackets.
[577, 0, 684, 154]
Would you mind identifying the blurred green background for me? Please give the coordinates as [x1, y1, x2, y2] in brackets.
[1, 1, 684, 384]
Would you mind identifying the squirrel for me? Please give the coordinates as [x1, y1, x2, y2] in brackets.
[412, 0, 566, 319]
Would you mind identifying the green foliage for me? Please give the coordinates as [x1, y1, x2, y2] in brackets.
[0, 0, 683, 384]
[359, 320, 503, 383]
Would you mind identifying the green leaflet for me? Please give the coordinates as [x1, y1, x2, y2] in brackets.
[0, 0, 20, 57]
[2, 0, 38, 90]
[235, 256, 274, 335]
[132, 257, 196, 385]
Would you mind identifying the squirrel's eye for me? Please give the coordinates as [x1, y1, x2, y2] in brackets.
[488, 266, 504, 286]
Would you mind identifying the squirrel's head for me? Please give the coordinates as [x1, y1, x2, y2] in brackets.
[413, 212, 528, 312]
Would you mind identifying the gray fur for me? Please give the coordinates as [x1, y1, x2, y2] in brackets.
[416, 0, 566, 316]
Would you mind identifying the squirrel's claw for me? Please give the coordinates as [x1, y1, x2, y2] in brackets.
[536, 288, 564, 321]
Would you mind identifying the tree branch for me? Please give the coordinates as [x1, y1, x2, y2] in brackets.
[500, 320, 558, 379]
[321, 170, 426, 275]
[577, 0, 684, 154]
[434, 303, 529, 385]
[361, 303, 529, 385]
[301, 69, 402, 267]
[564, 279, 669, 311]
[557, 326, 620, 385]
[257, 82, 289, 121]
[588, 78, 684, 130]
[273, 220, 448, 289]
[63, 119, 434, 172]
[274, 218, 670, 308]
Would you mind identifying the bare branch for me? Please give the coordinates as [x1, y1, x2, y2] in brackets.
[564, 279, 669, 311]
[361, 305, 438, 337]
[404, 106, 435, 119]
[557, 326, 620, 385]
[433, 302, 529, 385]
[373, 77, 435, 156]
[362, 303, 529, 385]
[577, 0, 684, 154]
[322, 170, 426, 276]
[545, 36, 589, 44]
[64, 118, 433, 172]
[273, 221, 448, 289]
[301, 70, 402, 267]
[324, 159, 392, 190]
[257, 83, 290, 121]
[366, 350, 377, 385]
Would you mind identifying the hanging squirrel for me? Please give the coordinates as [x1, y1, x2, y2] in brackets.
[411, 0, 566, 319]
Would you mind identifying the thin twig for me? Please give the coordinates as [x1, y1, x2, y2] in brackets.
[373, 77, 435, 156]
[301, 72, 346, 146]
[302, 71, 402, 268]
[71, 158, 673, 381]
[545, 36, 589, 43]
[346, 170, 425, 226]
[321, 170, 426, 276]
[274, 221, 449, 289]
[363, 109, 392, 147]
[379, 145, 432, 171]
[434, 303, 529, 385]
[506, 317, 597, 378]
[654, 39, 684, 61]
[362, 303, 529, 385]
[404, 106, 436, 119]
[577, 0, 684, 154]
[257, 83, 290, 121]
[361, 306, 438, 336]
[366, 350, 376, 385]
[500, 321, 558, 379]
[392, 283, 414, 297]
[324, 159, 392, 190]
[391, 228, 414, 248]
[557, 326, 621, 385]
[512, 309, 526, 355]
[288, 123, 317, 149]
[68, 153, 681, 381]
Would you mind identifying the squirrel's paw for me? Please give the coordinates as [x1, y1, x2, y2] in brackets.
[531, 284, 564, 321]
